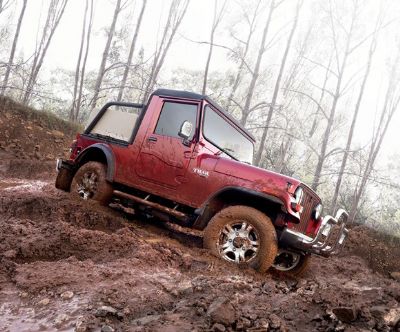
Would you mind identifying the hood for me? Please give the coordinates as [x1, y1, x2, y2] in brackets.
[214, 157, 301, 194]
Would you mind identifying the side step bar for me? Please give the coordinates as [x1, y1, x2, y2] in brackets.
[113, 190, 188, 220]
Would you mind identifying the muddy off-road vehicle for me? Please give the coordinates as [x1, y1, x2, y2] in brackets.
[56, 89, 349, 275]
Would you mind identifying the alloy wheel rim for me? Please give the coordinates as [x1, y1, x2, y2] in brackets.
[218, 221, 260, 264]
[76, 171, 98, 200]
[272, 250, 301, 271]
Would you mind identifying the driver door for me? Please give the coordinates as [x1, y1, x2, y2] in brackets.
[135, 100, 199, 189]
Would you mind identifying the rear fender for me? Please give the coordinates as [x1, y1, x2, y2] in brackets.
[75, 143, 115, 181]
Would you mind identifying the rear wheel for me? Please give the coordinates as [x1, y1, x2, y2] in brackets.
[272, 250, 311, 277]
[203, 205, 278, 273]
[70, 161, 113, 205]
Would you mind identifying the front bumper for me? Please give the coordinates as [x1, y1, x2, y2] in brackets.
[279, 209, 349, 257]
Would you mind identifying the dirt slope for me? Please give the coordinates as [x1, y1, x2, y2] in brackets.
[0, 98, 399, 332]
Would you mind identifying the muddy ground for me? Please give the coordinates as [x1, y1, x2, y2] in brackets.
[0, 98, 399, 331]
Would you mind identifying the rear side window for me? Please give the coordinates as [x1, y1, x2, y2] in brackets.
[154, 102, 197, 140]
[90, 105, 141, 142]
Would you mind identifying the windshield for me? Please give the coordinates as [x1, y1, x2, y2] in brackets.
[203, 105, 254, 164]
[89, 104, 141, 142]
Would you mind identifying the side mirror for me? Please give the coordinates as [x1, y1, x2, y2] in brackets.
[178, 120, 193, 140]
[178, 120, 193, 146]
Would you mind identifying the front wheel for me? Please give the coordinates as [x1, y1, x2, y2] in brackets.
[272, 250, 311, 277]
[203, 205, 278, 273]
[70, 161, 113, 206]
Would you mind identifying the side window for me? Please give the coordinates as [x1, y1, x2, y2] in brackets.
[154, 102, 197, 140]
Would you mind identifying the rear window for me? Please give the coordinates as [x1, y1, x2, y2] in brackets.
[90, 105, 141, 142]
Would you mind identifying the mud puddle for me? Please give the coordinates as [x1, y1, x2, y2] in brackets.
[0, 179, 48, 192]
[0, 284, 87, 332]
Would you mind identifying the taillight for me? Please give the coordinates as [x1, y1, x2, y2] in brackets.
[69, 139, 77, 153]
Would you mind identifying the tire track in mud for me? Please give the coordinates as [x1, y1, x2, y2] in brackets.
[0, 178, 399, 332]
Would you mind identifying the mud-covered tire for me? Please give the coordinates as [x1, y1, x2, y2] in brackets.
[70, 161, 113, 206]
[203, 205, 278, 273]
[272, 251, 311, 277]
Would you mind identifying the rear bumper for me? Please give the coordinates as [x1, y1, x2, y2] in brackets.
[55, 159, 75, 191]
[280, 209, 349, 257]
[56, 158, 75, 172]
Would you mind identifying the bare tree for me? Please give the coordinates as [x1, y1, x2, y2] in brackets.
[253, 0, 302, 166]
[330, 20, 379, 213]
[90, 0, 123, 112]
[349, 43, 400, 223]
[22, 0, 69, 104]
[1, 0, 27, 95]
[311, 0, 360, 190]
[117, 0, 147, 102]
[202, 0, 227, 95]
[307, 53, 332, 138]
[141, 0, 190, 103]
[69, 0, 90, 121]
[73, 0, 94, 121]
[240, 0, 277, 126]
[225, 0, 261, 112]
[0, 0, 12, 15]
[70, 0, 95, 121]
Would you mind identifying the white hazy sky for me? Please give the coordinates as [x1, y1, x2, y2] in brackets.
[3, 0, 400, 163]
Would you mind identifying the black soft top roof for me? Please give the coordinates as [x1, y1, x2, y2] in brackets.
[153, 88, 255, 142]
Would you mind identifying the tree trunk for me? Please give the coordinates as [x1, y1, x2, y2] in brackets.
[308, 53, 332, 137]
[240, 0, 276, 127]
[22, 0, 69, 104]
[225, 0, 261, 112]
[90, 0, 122, 112]
[311, 1, 358, 190]
[330, 29, 377, 213]
[117, 0, 147, 102]
[202, 0, 226, 95]
[69, 0, 89, 121]
[349, 45, 400, 223]
[253, 0, 302, 166]
[74, 0, 94, 121]
[1, 0, 27, 95]
[202, 33, 214, 95]
[0, 0, 11, 15]
[141, 0, 190, 104]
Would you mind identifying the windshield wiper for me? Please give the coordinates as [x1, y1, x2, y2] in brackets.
[216, 147, 239, 162]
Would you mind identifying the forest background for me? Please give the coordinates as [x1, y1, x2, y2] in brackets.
[1, 0, 400, 238]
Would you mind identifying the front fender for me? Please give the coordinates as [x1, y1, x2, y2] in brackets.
[192, 186, 289, 230]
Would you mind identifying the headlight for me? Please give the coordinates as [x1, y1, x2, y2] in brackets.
[294, 187, 303, 204]
[313, 203, 323, 220]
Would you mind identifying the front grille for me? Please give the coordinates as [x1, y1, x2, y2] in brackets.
[291, 185, 321, 234]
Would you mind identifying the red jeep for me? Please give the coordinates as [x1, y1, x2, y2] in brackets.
[56, 89, 349, 275]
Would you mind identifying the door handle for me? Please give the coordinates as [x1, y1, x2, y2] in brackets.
[147, 136, 157, 142]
